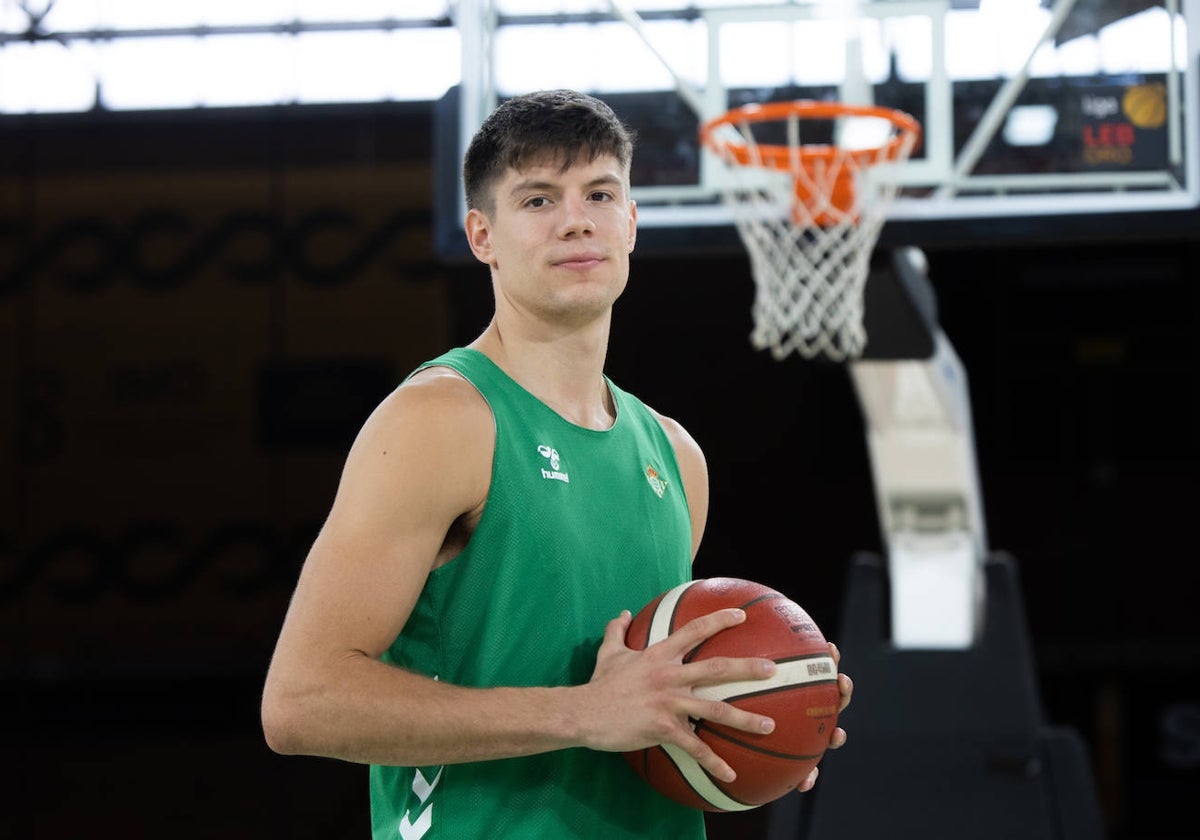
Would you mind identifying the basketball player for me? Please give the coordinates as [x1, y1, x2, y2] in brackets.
[261, 89, 852, 838]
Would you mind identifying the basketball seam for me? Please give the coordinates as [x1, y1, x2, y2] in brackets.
[631, 597, 657, 650]
[742, 593, 784, 610]
[704, 678, 839, 704]
[684, 593, 786, 663]
[651, 580, 695, 644]
[657, 742, 758, 812]
[693, 722, 829, 762]
[693, 656, 837, 701]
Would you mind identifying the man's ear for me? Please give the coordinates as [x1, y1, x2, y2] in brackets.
[627, 199, 638, 253]
[465, 208, 495, 265]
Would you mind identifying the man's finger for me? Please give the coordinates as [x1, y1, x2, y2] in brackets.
[652, 608, 746, 659]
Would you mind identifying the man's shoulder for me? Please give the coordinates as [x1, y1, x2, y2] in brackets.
[371, 365, 492, 436]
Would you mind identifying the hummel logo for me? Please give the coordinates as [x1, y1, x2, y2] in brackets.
[537, 444, 569, 483]
[399, 766, 442, 839]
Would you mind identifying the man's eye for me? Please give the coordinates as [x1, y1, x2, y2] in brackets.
[526, 196, 549, 208]
[590, 192, 612, 202]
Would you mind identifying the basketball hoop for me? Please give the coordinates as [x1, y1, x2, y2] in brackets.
[699, 100, 921, 362]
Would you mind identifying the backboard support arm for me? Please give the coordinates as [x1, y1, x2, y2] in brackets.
[850, 247, 988, 649]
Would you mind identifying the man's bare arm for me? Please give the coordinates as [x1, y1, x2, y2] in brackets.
[262, 372, 778, 777]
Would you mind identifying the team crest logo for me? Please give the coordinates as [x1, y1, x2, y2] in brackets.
[645, 465, 668, 498]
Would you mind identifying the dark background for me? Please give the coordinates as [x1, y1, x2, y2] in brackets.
[2, 94, 1197, 838]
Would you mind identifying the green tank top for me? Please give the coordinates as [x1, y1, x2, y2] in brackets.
[369, 348, 705, 839]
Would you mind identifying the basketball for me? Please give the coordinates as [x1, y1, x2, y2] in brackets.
[622, 577, 840, 812]
[1123, 83, 1166, 129]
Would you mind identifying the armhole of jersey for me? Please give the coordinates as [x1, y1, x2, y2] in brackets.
[415, 363, 497, 436]
[414, 361, 502, 555]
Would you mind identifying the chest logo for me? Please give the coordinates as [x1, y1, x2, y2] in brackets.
[645, 464, 668, 498]
[537, 444, 570, 483]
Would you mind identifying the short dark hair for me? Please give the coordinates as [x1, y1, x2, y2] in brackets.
[463, 89, 636, 214]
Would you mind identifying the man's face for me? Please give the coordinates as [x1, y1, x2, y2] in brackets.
[465, 152, 638, 327]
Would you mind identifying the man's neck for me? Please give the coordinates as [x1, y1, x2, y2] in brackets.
[470, 321, 615, 430]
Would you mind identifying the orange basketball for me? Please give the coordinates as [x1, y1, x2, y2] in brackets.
[1123, 83, 1166, 129]
[623, 577, 840, 812]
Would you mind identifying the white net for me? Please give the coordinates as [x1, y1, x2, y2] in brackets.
[704, 103, 920, 362]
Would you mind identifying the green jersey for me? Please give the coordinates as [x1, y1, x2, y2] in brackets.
[370, 347, 704, 839]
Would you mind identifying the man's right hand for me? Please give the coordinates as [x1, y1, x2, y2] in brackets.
[575, 607, 779, 783]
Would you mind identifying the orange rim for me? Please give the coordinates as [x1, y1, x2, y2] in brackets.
[699, 100, 921, 171]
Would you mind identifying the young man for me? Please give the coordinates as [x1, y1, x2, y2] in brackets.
[261, 89, 852, 838]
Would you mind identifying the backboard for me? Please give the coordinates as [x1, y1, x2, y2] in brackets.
[436, 0, 1199, 257]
